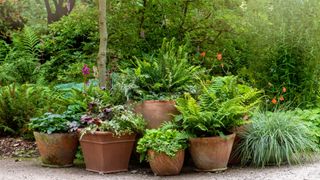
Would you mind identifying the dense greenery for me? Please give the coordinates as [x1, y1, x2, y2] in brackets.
[136, 129, 189, 162]
[236, 111, 318, 167]
[174, 76, 261, 137]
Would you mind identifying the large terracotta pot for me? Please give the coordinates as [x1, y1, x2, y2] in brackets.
[33, 132, 79, 167]
[134, 100, 179, 129]
[148, 150, 185, 176]
[189, 133, 236, 171]
[79, 131, 136, 173]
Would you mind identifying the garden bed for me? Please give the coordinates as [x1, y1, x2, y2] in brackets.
[0, 137, 38, 158]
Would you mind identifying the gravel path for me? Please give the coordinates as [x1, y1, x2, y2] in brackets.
[0, 158, 319, 180]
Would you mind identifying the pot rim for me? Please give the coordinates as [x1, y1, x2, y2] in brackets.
[141, 100, 176, 104]
[33, 131, 77, 135]
[189, 133, 236, 141]
[76, 129, 136, 136]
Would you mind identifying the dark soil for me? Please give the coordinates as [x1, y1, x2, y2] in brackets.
[0, 137, 39, 158]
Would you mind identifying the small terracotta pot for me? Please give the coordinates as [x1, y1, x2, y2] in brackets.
[189, 133, 236, 171]
[33, 132, 79, 167]
[134, 100, 179, 129]
[148, 150, 185, 176]
[79, 131, 136, 173]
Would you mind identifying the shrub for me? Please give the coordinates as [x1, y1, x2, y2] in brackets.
[0, 84, 63, 137]
[236, 111, 318, 167]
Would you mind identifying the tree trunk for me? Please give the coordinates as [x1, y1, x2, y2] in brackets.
[97, 0, 108, 89]
[44, 0, 75, 24]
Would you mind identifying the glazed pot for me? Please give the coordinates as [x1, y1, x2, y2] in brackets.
[134, 100, 179, 129]
[189, 133, 236, 171]
[33, 132, 79, 167]
[148, 150, 185, 176]
[79, 131, 136, 173]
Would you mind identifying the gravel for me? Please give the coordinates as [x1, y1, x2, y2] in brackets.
[0, 158, 319, 180]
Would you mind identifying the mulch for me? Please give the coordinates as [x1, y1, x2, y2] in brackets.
[0, 137, 39, 158]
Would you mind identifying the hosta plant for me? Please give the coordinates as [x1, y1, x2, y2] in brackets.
[236, 111, 318, 167]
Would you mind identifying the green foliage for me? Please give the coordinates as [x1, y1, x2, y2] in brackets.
[80, 105, 146, 137]
[175, 76, 262, 137]
[293, 108, 320, 147]
[28, 107, 81, 134]
[0, 84, 63, 136]
[239, 0, 320, 108]
[121, 38, 201, 101]
[136, 129, 189, 162]
[0, 0, 25, 40]
[236, 111, 318, 167]
[40, 4, 98, 82]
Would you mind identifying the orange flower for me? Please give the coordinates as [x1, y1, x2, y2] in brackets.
[282, 87, 287, 93]
[279, 95, 284, 101]
[200, 52, 206, 57]
[217, 52, 222, 61]
[271, 98, 277, 104]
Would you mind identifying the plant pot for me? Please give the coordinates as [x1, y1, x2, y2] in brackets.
[33, 132, 79, 167]
[79, 131, 136, 173]
[148, 150, 185, 176]
[134, 100, 179, 129]
[189, 133, 236, 171]
[229, 125, 247, 165]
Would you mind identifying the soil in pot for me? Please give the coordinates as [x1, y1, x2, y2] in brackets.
[33, 132, 79, 167]
[189, 133, 236, 171]
[79, 132, 136, 173]
[134, 100, 179, 129]
[148, 150, 185, 176]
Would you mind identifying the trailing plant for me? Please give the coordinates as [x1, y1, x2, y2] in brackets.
[28, 105, 82, 134]
[136, 129, 189, 162]
[80, 104, 146, 138]
[174, 76, 262, 137]
[121, 38, 202, 101]
[236, 111, 318, 167]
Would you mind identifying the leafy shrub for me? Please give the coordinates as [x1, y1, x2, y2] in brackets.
[0, 84, 63, 137]
[174, 76, 262, 137]
[236, 111, 318, 167]
[120, 38, 201, 101]
[239, 0, 320, 108]
[293, 108, 320, 148]
[137, 129, 189, 162]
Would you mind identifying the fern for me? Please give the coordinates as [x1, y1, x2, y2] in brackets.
[22, 26, 40, 56]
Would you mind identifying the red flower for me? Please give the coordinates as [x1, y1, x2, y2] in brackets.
[217, 52, 222, 61]
[282, 87, 287, 93]
[271, 98, 277, 104]
[279, 96, 284, 101]
[200, 52, 206, 57]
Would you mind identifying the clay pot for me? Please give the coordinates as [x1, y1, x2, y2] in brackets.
[79, 131, 136, 173]
[228, 125, 247, 165]
[134, 100, 179, 129]
[189, 133, 236, 171]
[148, 150, 185, 176]
[33, 132, 79, 167]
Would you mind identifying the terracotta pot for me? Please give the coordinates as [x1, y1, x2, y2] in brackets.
[148, 150, 185, 176]
[134, 100, 179, 129]
[189, 133, 236, 171]
[228, 125, 247, 165]
[79, 131, 136, 173]
[33, 132, 79, 167]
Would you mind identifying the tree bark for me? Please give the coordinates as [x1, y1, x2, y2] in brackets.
[97, 0, 108, 89]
